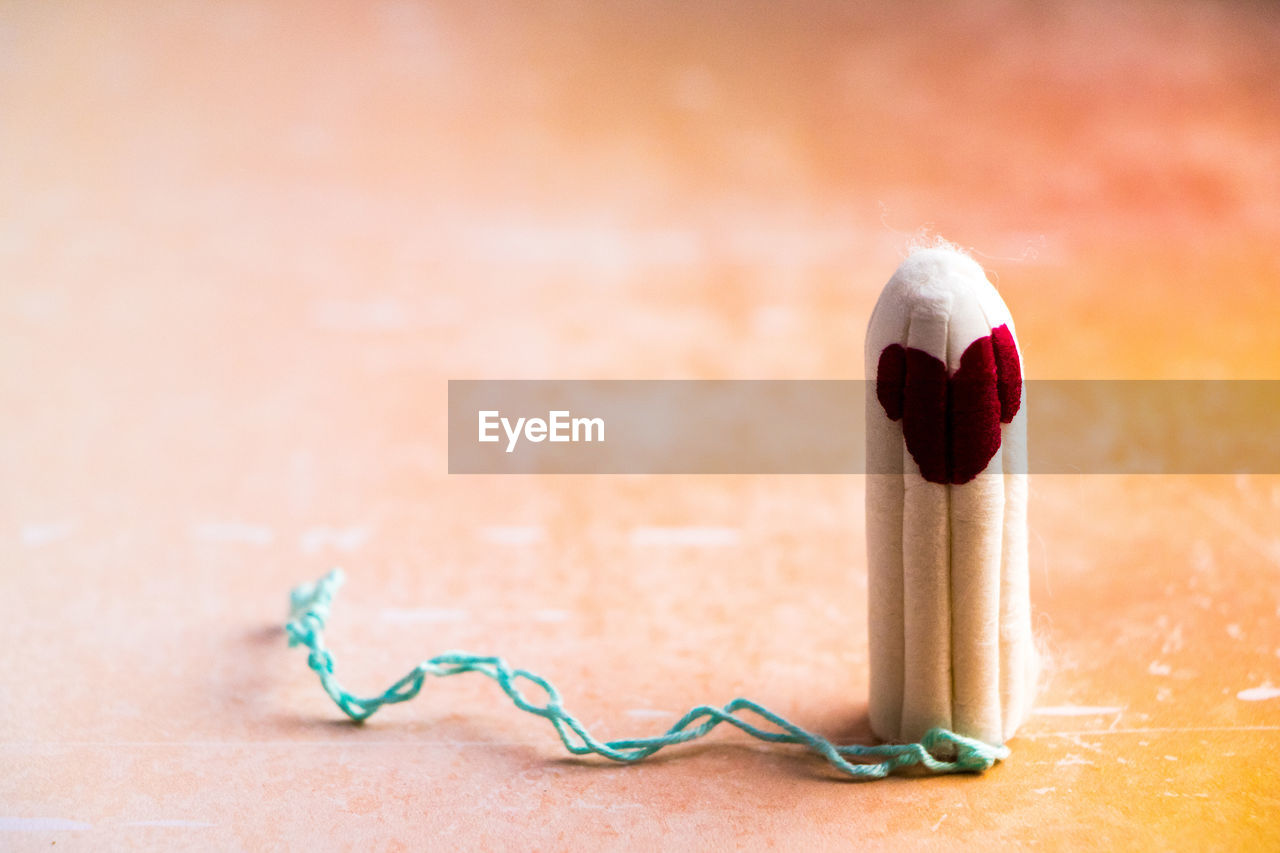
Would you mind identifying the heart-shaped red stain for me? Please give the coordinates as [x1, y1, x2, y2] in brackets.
[876, 324, 1021, 485]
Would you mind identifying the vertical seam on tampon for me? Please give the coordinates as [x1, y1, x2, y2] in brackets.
[941, 305, 955, 733]
[894, 311, 910, 741]
[975, 294, 1006, 743]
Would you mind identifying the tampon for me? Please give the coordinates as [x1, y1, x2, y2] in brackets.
[865, 245, 1036, 746]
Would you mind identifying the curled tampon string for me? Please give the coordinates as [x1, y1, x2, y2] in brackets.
[285, 569, 1009, 779]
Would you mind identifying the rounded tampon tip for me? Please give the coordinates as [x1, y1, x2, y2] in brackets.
[868, 245, 1001, 340]
[893, 246, 987, 296]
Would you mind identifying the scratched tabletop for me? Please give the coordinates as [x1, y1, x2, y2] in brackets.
[3, 1, 1280, 849]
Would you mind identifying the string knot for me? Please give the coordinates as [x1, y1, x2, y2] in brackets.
[921, 727, 1010, 771]
[308, 649, 335, 674]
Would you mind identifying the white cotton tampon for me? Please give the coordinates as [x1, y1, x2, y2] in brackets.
[865, 245, 1036, 746]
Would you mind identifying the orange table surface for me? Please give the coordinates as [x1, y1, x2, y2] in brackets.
[3, 1, 1280, 849]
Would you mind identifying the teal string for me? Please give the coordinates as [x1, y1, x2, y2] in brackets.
[285, 569, 1009, 779]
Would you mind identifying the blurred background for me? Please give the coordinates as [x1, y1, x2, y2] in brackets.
[3, 1, 1279, 848]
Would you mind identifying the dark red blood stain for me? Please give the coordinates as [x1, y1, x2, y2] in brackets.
[875, 342, 906, 420]
[991, 323, 1022, 423]
[875, 324, 1021, 485]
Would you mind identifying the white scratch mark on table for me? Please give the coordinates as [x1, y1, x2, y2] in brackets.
[1237, 684, 1280, 701]
[1054, 754, 1094, 767]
